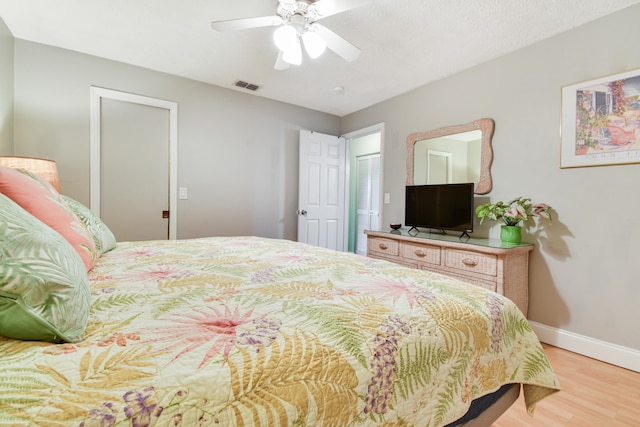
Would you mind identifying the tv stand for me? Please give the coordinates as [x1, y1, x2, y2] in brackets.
[364, 229, 533, 316]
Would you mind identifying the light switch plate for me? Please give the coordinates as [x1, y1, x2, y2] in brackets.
[384, 193, 390, 204]
[179, 187, 188, 200]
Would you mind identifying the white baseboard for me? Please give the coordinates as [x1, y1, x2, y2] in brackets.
[529, 321, 640, 373]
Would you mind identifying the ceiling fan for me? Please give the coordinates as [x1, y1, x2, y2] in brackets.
[211, 0, 367, 70]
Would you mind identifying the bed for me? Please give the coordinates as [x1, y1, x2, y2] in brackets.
[0, 164, 560, 426]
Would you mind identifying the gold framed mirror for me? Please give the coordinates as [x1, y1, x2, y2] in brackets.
[406, 118, 495, 194]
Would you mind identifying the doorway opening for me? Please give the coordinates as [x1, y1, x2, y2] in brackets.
[344, 124, 384, 254]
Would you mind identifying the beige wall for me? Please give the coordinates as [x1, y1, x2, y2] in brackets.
[11, 40, 340, 241]
[0, 17, 13, 153]
[342, 5, 640, 351]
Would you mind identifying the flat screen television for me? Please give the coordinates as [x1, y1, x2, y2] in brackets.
[405, 183, 474, 237]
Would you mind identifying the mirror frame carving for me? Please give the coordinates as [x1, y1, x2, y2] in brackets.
[406, 118, 495, 194]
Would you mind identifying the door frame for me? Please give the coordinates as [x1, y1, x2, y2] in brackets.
[343, 123, 385, 251]
[89, 86, 179, 239]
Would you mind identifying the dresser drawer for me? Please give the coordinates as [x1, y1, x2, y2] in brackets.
[368, 237, 399, 257]
[445, 249, 497, 276]
[400, 242, 440, 265]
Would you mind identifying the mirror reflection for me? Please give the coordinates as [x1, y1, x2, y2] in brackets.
[413, 130, 482, 185]
[406, 118, 494, 194]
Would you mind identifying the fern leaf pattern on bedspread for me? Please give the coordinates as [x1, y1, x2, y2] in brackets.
[0, 236, 560, 426]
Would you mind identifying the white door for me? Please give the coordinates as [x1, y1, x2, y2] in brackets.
[297, 130, 346, 251]
[355, 154, 380, 255]
[90, 87, 178, 241]
[427, 149, 452, 184]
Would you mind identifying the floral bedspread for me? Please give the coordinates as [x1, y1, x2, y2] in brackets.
[0, 236, 559, 426]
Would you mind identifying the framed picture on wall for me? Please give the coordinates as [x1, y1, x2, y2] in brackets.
[560, 68, 640, 168]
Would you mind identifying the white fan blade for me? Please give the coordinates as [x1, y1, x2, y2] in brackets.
[314, 24, 360, 62]
[311, 0, 370, 18]
[211, 15, 282, 32]
[274, 50, 291, 70]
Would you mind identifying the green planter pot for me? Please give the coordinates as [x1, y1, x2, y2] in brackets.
[500, 225, 522, 244]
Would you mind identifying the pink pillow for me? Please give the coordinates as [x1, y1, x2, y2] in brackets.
[0, 165, 97, 271]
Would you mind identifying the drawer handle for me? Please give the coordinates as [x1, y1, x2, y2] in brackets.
[462, 258, 478, 266]
[378, 243, 388, 250]
[414, 249, 426, 257]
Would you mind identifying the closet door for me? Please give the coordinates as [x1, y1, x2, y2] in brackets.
[355, 154, 380, 255]
[100, 99, 170, 241]
[90, 87, 178, 241]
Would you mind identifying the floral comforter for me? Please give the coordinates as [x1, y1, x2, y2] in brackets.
[0, 236, 559, 426]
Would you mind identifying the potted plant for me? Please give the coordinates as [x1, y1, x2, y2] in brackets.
[475, 197, 552, 244]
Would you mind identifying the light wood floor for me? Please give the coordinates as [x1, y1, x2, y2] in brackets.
[492, 344, 640, 426]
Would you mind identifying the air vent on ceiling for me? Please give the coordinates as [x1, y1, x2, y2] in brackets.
[234, 80, 260, 91]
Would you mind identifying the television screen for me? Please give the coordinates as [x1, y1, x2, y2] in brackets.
[405, 183, 474, 235]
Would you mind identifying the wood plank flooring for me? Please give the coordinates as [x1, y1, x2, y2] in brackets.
[492, 344, 640, 426]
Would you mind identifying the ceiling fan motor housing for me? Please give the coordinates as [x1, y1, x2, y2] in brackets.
[277, 0, 321, 28]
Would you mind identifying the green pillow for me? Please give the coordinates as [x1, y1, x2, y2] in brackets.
[0, 193, 90, 343]
[62, 195, 117, 255]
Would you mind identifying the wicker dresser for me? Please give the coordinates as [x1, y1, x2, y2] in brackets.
[365, 229, 534, 316]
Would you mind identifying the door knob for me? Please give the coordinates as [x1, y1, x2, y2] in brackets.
[297, 209, 308, 216]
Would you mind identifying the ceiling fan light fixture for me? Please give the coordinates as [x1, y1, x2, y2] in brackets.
[273, 24, 298, 52]
[302, 29, 326, 59]
[282, 39, 302, 65]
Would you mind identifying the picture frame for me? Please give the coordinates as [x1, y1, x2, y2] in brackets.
[560, 68, 640, 168]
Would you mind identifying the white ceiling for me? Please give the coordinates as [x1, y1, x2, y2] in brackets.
[1, 0, 639, 117]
